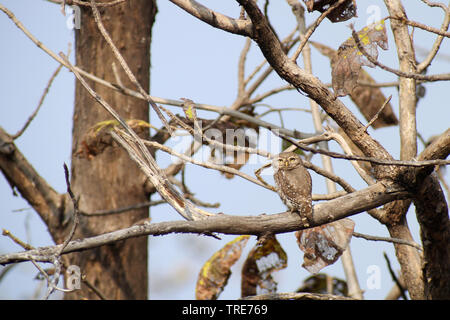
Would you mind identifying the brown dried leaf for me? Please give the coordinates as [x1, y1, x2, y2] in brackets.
[311, 40, 398, 129]
[241, 235, 287, 298]
[332, 20, 388, 97]
[196, 235, 250, 300]
[303, 0, 357, 23]
[75, 119, 152, 159]
[295, 218, 355, 274]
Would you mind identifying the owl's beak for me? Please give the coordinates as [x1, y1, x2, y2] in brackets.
[284, 160, 290, 167]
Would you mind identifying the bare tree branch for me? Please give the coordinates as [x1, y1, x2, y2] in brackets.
[0, 127, 63, 230]
[389, 15, 450, 37]
[80, 200, 166, 217]
[352, 232, 422, 251]
[415, 128, 450, 299]
[169, 0, 253, 36]
[0, 180, 411, 266]
[396, 0, 450, 64]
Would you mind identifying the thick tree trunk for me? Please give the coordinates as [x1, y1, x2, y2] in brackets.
[63, 0, 156, 299]
[415, 174, 450, 299]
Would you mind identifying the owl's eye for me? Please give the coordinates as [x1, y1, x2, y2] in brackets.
[278, 159, 284, 163]
[289, 157, 297, 162]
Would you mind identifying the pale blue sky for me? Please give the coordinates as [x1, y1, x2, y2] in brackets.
[0, 0, 449, 299]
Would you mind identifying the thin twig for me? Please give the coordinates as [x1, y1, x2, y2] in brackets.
[81, 275, 108, 300]
[184, 194, 220, 209]
[169, 0, 253, 37]
[255, 104, 310, 119]
[326, 130, 377, 186]
[417, 0, 450, 72]
[383, 252, 408, 300]
[420, 0, 450, 12]
[170, 173, 221, 208]
[142, 138, 274, 191]
[353, 232, 422, 251]
[238, 38, 252, 96]
[80, 200, 166, 217]
[0, 264, 16, 282]
[290, 0, 348, 62]
[111, 61, 124, 88]
[2, 229, 34, 250]
[58, 163, 79, 256]
[389, 15, 450, 38]
[247, 85, 296, 104]
[303, 160, 355, 194]
[13, 63, 64, 139]
[364, 95, 393, 132]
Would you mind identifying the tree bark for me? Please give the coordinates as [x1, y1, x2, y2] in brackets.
[382, 0, 423, 299]
[62, 0, 156, 299]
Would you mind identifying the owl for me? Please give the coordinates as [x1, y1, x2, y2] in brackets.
[273, 152, 313, 226]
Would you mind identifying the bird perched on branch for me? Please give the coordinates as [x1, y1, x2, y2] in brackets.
[273, 152, 313, 226]
[273, 152, 355, 274]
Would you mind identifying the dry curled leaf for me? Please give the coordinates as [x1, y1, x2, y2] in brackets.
[295, 218, 355, 274]
[75, 119, 153, 159]
[303, 0, 357, 22]
[311, 40, 398, 129]
[241, 235, 287, 298]
[181, 98, 198, 123]
[196, 235, 250, 300]
[332, 20, 388, 97]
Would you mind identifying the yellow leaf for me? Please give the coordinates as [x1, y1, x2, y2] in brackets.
[196, 235, 250, 300]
